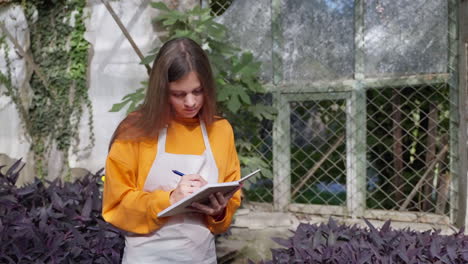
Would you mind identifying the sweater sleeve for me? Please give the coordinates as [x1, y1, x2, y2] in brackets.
[102, 140, 171, 234]
[205, 123, 241, 234]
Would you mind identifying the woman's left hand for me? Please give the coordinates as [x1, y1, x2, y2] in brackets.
[191, 185, 241, 219]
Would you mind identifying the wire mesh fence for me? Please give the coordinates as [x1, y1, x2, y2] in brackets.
[207, 0, 233, 16]
[290, 99, 347, 206]
[366, 85, 451, 214]
[210, 0, 462, 224]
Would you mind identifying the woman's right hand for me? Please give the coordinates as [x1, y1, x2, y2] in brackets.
[169, 174, 207, 204]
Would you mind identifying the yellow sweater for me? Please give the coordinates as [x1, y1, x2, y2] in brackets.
[102, 117, 241, 235]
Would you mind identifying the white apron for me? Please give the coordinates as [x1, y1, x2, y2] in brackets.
[122, 121, 219, 264]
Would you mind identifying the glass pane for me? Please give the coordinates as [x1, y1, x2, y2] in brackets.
[216, 0, 273, 82]
[281, 0, 355, 84]
[364, 0, 448, 76]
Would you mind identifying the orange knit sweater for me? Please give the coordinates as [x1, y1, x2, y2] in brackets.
[102, 117, 241, 235]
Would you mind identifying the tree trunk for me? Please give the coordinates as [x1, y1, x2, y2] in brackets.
[422, 103, 438, 211]
[392, 90, 404, 205]
[436, 171, 451, 214]
[435, 135, 450, 215]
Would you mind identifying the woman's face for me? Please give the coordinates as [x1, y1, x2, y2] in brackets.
[169, 71, 204, 119]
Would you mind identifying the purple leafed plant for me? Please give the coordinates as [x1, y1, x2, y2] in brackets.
[253, 217, 468, 264]
[0, 159, 124, 264]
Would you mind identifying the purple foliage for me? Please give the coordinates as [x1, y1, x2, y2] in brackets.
[0, 159, 124, 263]
[259, 218, 468, 264]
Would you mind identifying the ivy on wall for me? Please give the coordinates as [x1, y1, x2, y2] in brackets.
[0, 0, 94, 180]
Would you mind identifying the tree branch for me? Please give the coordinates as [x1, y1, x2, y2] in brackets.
[0, 22, 55, 99]
[100, 0, 152, 75]
[399, 143, 449, 211]
[292, 134, 345, 197]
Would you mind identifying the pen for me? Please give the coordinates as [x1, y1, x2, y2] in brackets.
[172, 170, 185, 176]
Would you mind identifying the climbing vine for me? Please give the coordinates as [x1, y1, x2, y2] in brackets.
[0, 0, 94, 180]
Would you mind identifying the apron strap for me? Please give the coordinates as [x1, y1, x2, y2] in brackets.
[157, 127, 168, 154]
[199, 120, 217, 180]
[200, 120, 212, 151]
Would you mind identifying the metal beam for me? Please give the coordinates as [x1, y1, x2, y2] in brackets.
[458, 0, 468, 228]
[271, 0, 290, 211]
[264, 73, 450, 93]
[346, 0, 366, 218]
[448, 0, 461, 225]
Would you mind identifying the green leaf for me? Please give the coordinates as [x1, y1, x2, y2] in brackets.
[189, 6, 209, 16]
[110, 100, 130, 112]
[248, 104, 277, 120]
[193, 24, 207, 33]
[240, 52, 254, 65]
[227, 96, 241, 113]
[162, 17, 178, 26]
[239, 62, 261, 78]
[236, 139, 253, 151]
[238, 155, 269, 171]
[243, 77, 264, 93]
[127, 100, 139, 114]
[169, 10, 186, 20]
[122, 88, 145, 101]
[148, 46, 160, 54]
[150, 2, 170, 11]
[140, 54, 156, 65]
[217, 83, 247, 106]
[205, 23, 226, 40]
[217, 86, 230, 101]
[231, 53, 254, 75]
[216, 77, 227, 86]
[200, 13, 212, 23]
[173, 29, 193, 39]
[238, 89, 251, 104]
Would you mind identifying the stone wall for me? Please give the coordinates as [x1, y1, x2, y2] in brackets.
[217, 209, 456, 262]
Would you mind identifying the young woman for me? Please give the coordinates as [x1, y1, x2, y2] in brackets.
[102, 37, 241, 263]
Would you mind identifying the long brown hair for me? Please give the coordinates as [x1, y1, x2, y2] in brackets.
[109, 38, 217, 149]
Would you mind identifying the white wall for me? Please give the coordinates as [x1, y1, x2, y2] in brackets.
[0, 0, 164, 182]
[0, 0, 202, 182]
[0, 5, 33, 184]
[70, 0, 161, 174]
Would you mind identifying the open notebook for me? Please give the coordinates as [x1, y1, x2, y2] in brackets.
[157, 169, 261, 218]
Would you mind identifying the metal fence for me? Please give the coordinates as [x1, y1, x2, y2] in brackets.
[206, 0, 233, 15]
[209, 0, 464, 226]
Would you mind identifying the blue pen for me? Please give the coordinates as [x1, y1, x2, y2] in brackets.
[172, 170, 185, 176]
